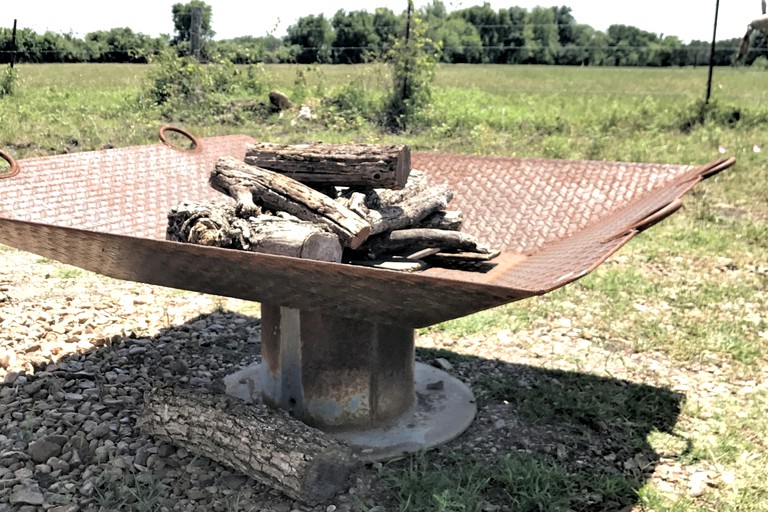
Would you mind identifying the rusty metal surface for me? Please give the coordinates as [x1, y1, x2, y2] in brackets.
[261, 305, 415, 429]
[0, 134, 735, 327]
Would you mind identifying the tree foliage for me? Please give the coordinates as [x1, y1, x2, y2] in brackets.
[0, 2, 762, 67]
[285, 14, 334, 64]
[171, 0, 215, 45]
[332, 10, 379, 64]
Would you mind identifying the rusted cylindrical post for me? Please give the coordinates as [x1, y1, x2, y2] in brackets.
[260, 304, 415, 430]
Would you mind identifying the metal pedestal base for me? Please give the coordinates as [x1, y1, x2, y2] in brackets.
[224, 361, 476, 461]
[223, 305, 476, 460]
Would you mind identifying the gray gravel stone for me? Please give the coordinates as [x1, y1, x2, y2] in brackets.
[9, 483, 44, 505]
[28, 439, 62, 463]
[13, 468, 33, 480]
[90, 423, 110, 439]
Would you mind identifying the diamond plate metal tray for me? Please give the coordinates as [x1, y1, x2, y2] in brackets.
[0, 133, 734, 327]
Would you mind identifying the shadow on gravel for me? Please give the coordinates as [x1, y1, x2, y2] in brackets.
[1, 309, 683, 512]
[392, 346, 686, 511]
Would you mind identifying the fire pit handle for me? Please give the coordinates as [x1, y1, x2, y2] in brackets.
[0, 150, 19, 179]
[159, 125, 202, 154]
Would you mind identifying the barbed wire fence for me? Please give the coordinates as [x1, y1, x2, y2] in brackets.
[1, 16, 756, 63]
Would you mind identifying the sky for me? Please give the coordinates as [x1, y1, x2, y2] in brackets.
[4, 1, 765, 44]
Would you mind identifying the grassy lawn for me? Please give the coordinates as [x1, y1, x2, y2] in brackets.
[1, 62, 767, 511]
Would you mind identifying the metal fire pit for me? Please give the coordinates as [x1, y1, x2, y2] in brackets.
[0, 129, 734, 459]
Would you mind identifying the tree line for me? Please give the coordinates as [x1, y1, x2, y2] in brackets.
[0, 1, 763, 67]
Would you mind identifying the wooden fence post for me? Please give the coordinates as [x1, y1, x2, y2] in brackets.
[190, 8, 202, 60]
[11, 19, 17, 68]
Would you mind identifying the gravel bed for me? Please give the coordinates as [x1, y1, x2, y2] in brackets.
[2, 245, 766, 511]
[0, 247, 376, 511]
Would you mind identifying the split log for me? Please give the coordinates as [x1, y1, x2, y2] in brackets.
[211, 156, 371, 249]
[357, 228, 498, 260]
[244, 142, 411, 189]
[167, 201, 342, 262]
[377, 169, 430, 206]
[138, 387, 361, 506]
[351, 184, 454, 235]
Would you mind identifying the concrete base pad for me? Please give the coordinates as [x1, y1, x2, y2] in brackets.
[224, 362, 477, 461]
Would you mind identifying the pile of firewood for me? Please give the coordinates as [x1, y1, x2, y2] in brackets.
[167, 142, 498, 271]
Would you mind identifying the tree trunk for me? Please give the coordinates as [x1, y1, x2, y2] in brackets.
[137, 387, 361, 506]
[211, 156, 371, 249]
[245, 142, 411, 189]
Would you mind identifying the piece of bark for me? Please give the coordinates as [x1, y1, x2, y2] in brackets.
[357, 228, 498, 260]
[244, 142, 411, 189]
[167, 201, 342, 261]
[138, 387, 360, 506]
[415, 210, 463, 231]
[211, 156, 371, 249]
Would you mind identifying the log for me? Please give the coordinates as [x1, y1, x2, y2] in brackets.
[167, 201, 244, 247]
[211, 156, 371, 249]
[357, 228, 498, 260]
[167, 201, 342, 262]
[242, 216, 342, 261]
[377, 169, 430, 206]
[138, 387, 361, 506]
[355, 184, 454, 235]
[244, 142, 411, 189]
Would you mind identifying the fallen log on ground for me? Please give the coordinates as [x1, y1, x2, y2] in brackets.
[137, 386, 361, 506]
[210, 156, 371, 249]
[245, 142, 411, 189]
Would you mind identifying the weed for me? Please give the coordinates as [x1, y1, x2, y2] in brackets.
[383, 449, 639, 511]
[0, 65, 17, 96]
[94, 466, 166, 511]
[382, 451, 493, 511]
[50, 267, 84, 279]
[385, 2, 441, 132]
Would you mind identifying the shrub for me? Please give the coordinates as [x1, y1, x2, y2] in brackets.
[0, 66, 18, 97]
[142, 51, 270, 122]
[384, 1, 441, 132]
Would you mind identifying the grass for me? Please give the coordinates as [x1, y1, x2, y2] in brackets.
[1, 62, 767, 511]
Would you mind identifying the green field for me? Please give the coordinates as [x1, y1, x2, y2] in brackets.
[1, 63, 767, 511]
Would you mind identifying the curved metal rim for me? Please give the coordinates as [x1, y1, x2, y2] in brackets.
[0, 150, 19, 180]
[158, 125, 202, 153]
